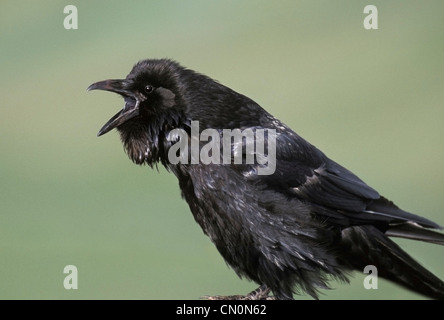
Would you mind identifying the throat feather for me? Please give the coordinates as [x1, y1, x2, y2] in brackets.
[118, 112, 184, 166]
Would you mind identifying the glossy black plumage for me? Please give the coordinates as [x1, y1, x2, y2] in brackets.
[88, 59, 444, 299]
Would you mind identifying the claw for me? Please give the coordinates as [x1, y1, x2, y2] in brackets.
[201, 285, 274, 300]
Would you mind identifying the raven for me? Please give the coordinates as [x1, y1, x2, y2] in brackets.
[88, 59, 444, 299]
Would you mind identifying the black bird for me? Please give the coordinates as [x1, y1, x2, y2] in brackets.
[88, 59, 444, 299]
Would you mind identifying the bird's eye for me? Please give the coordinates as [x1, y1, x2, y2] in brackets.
[144, 85, 154, 94]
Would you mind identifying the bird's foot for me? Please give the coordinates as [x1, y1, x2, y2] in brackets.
[201, 285, 275, 300]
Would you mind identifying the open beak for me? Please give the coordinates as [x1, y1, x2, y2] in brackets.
[87, 79, 140, 136]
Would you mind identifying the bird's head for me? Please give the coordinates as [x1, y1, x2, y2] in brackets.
[88, 59, 188, 165]
[88, 59, 183, 136]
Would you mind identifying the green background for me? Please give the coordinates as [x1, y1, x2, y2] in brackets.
[1, 1, 443, 300]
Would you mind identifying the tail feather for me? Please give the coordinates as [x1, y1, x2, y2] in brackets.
[341, 225, 444, 299]
[386, 222, 444, 245]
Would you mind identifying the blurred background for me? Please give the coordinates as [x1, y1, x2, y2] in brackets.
[1, 0, 443, 300]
